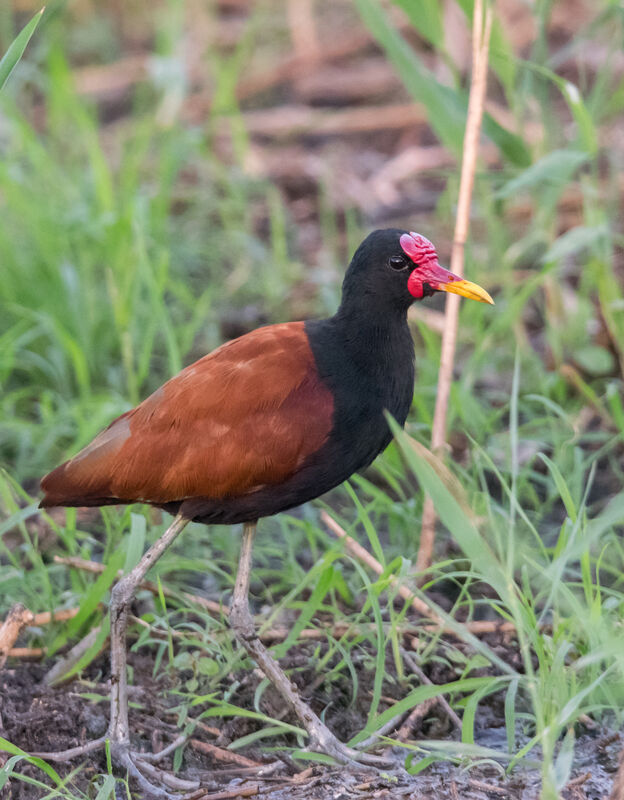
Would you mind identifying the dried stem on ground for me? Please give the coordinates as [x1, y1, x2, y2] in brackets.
[31, 608, 82, 625]
[44, 626, 105, 686]
[417, 0, 494, 574]
[610, 747, 624, 800]
[0, 602, 86, 665]
[400, 648, 462, 730]
[287, 0, 319, 64]
[220, 103, 428, 139]
[6, 647, 45, 659]
[321, 511, 442, 624]
[54, 554, 225, 616]
[0, 604, 34, 667]
[7, 529, 515, 676]
[467, 778, 511, 796]
[394, 697, 438, 742]
[189, 740, 261, 769]
[321, 510, 515, 638]
[184, 786, 258, 800]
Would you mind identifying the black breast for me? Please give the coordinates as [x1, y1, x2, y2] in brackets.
[302, 316, 415, 482]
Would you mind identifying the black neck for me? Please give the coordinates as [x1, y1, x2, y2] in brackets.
[331, 296, 413, 377]
[335, 276, 413, 323]
[303, 301, 415, 482]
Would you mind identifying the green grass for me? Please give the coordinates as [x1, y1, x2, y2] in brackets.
[1, 1, 624, 798]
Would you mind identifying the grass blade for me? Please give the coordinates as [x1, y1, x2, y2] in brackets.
[47, 548, 124, 657]
[495, 149, 588, 200]
[0, 737, 62, 785]
[355, 0, 529, 165]
[0, 8, 44, 92]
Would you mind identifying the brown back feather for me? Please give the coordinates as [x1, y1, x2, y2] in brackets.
[40, 323, 333, 508]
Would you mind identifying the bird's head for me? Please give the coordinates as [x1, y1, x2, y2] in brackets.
[342, 229, 493, 313]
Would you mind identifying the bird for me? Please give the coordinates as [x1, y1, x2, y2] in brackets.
[39, 228, 493, 794]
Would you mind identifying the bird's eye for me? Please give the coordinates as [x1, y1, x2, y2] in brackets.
[388, 255, 408, 271]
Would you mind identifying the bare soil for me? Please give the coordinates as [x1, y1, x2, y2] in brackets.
[1, 645, 620, 800]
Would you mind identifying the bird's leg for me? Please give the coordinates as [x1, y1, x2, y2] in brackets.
[107, 511, 199, 797]
[108, 511, 189, 746]
[29, 513, 199, 798]
[229, 521, 392, 768]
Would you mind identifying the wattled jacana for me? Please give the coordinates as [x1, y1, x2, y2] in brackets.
[39, 229, 493, 792]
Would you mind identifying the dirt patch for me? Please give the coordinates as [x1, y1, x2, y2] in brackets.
[0, 651, 620, 800]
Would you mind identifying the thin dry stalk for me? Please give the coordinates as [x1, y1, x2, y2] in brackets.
[610, 747, 624, 800]
[321, 511, 443, 625]
[0, 605, 90, 665]
[417, 0, 494, 574]
[566, 772, 591, 790]
[54, 554, 226, 616]
[7, 647, 45, 659]
[31, 608, 82, 626]
[220, 103, 428, 140]
[467, 779, 509, 796]
[401, 648, 462, 730]
[44, 625, 105, 686]
[286, 0, 319, 64]
[426, 619, 515, 635]
[184, 786, 258, 800]
[322, 511, 516, 639]
[393, 696, 438, 742]
[189, 739, 261, 768]
[0, 604, 34, 667]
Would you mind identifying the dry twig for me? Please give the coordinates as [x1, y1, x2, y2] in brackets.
[189, 739, 261, 768]
[7, 647, 45, 659]
[0, 604, 89, 665]
[184, 785, 258, 800]
[321, 510, 443, 624]
[401, 648, 462, 730]
[467, 778, 510, 796]
[417, 0, 494, 574]
[322, 511, 516, 638]
[286, 0, 319, 64]
[220, 103, 428, 140]
[394, 697, 438, 742]
[0, 604, 34, 667]
[54, 555, 225, 616]
[610, 747, 624, 800]
[31, 607, 82, 626]
[566, 772, 591, 789]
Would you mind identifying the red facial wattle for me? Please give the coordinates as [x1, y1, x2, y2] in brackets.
[399, 232, 494, 305]
[399, 232, 439, 268]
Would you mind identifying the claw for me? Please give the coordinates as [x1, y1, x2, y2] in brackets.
[30, 736, 200, 798]
[116, 745, 199, 797]
[306, 728, 394, 769]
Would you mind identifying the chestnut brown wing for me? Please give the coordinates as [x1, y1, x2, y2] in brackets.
[40, 323, 334, 508]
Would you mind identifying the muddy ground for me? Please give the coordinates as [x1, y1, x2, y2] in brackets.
[1, 644, 620, 800]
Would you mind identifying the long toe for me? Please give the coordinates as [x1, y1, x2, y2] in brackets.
[112, 743, 199, 798]
[307, 728, 394, 770]
[352, 748, 395, 769]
